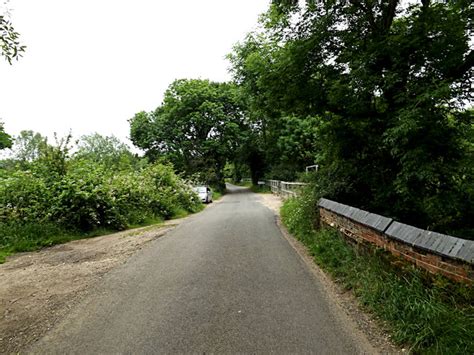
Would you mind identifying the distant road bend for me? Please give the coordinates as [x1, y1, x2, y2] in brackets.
[32, 184, 375, 354]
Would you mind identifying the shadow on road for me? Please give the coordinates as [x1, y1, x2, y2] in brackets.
[225, 183, 252, 195]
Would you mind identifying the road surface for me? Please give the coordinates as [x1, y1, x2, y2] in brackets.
[31, 184, 375, 354]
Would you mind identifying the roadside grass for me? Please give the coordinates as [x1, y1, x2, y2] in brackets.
[212, 190, 224, 201]
[128, 216, 165, 229]
[0, 207, 203, 264]
[0, 222, 112, 263]
[281, 197, 474, 354]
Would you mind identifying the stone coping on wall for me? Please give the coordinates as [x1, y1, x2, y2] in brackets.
[318, 198, 393, 233]
[318, 198, 474, 265]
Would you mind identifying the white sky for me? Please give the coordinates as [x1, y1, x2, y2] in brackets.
[0, 0, 270, 148]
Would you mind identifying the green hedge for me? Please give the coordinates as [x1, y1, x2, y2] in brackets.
[0, 162, 201, 260]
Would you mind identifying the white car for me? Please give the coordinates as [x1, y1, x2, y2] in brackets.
[193, 186, 213, 203]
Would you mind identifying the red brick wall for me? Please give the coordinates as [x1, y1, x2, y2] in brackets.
[319, 208, 473, 283]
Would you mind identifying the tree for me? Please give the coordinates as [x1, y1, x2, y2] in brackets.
[130, 79, 248, 189]
[11, 130, 47, 163]
[74, 133, 136, 170]
[0, 121, 12, 149]
[229, 0, 474, 233]
[1, 2, 25, 64]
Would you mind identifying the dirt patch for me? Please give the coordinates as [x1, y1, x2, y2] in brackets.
[258, 192, 402, 354]
[256, 192, 283, 214]
[0, 222, 178, 354]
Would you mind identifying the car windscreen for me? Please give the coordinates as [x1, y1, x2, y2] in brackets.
[195, 187, 207, 193]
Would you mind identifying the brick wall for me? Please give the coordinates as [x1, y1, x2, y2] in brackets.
[318, 199, 474, 283]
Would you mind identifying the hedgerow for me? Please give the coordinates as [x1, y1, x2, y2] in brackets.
[0, 134, 202, 261]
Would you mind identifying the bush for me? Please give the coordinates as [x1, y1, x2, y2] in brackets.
[0, 160, 201, 259]
[280, 187, 319, 242]
[48, 163, 119, 230]
[0, 170, 51, 223]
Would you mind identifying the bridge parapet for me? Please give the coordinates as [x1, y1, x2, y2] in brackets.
[318, 198, 474, 283]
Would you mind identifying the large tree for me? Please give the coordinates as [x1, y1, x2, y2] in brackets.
[130, 79, 248, 188]
[74, 133, 136, 170]
[11, 130, 47, 163]
[229, 0, 474, 232]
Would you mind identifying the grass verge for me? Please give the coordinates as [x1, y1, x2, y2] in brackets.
[0, 206, 204, 263]
[0, 222, 113, 263]
[281, 196, 474, 354]
[212, 190, 224, 201]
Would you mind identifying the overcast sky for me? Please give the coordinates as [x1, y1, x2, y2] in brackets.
[0, 0, 270, 148]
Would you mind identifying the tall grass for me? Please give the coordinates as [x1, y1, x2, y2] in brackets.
[281, 196, 474, 353]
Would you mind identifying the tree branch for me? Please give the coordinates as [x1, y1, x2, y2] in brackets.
[349, 0, 376, 30]
[421, 0, 431, 9]
[381, 0, 400, 31]
[446, 50, 474, 80]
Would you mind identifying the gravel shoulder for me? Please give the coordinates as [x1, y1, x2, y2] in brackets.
[0, 221, 182, 354]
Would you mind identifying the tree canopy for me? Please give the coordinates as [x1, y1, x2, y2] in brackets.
[130, 79, 248, 189]
[11, 130, 47, 162]
[228, 0, 473, 234]
[74, 133, 136, 170]
[125, 0, 473, 236]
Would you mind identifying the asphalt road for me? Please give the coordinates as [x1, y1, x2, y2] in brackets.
[31, 184, 375, 354]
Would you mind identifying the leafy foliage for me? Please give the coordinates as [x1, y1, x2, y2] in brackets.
[0, 132, 201, 260]
[0, 9, 25, 64]
[75, 133, 137, 170]
[130, 79, 249, 189]
[229, 0, 474, 236]
[0, 121, 12, 149]
[11, 130, 48, 164]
